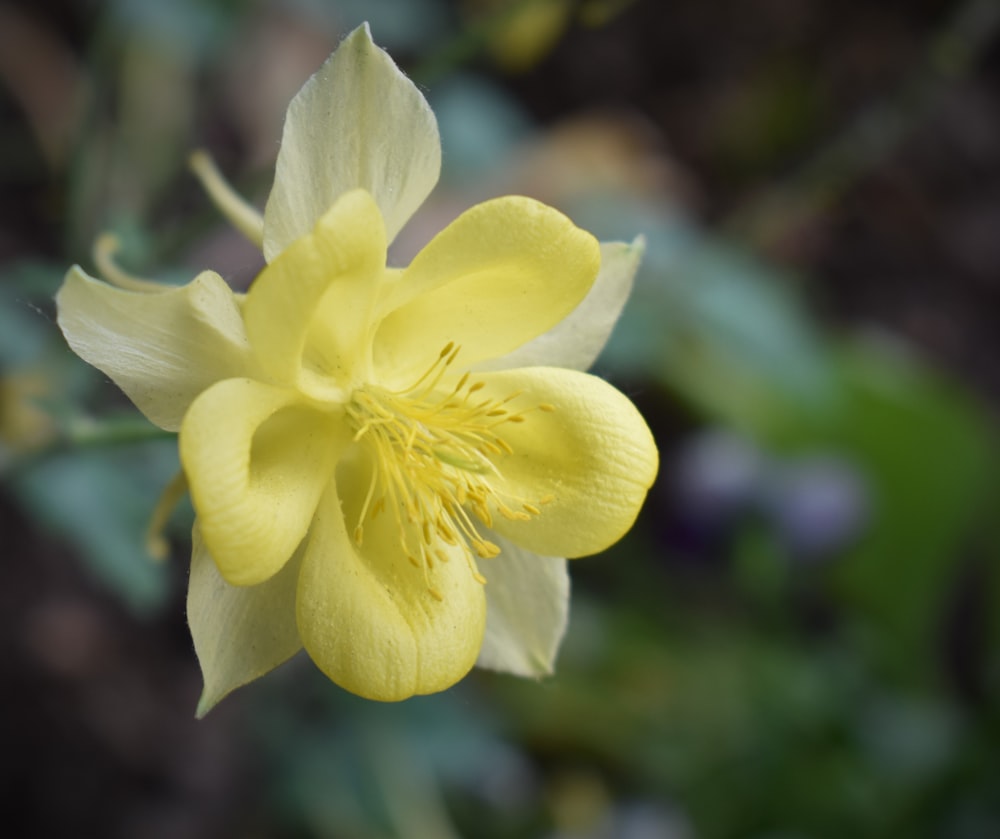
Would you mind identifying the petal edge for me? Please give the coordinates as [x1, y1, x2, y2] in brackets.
[57, 266, 252, 431]
[262, 23, 441, 259]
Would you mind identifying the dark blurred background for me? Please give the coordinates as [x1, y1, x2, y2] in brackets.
[2, 1, 1000, 837]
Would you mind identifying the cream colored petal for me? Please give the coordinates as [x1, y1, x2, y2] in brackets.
[475, 531, 568, 678]
[180, 378, 347, 586]
[188, 524, 302, 718]
[482, 366, 658, 558]
[57, 266, 252, 431]
[372, 196, 600, 387]
[478, 237, 644, 373]
[262, 23, 440, 260]
[296, 458, 486, 701]
[243, 190, 386, 398]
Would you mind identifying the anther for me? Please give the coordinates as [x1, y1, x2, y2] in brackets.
[346, 370, 551, 602]
[474, 540, 501, 559]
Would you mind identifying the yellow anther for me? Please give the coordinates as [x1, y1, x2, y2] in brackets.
[472, 501, 493, 528]
[346, 356, 550, 601]
[475, 540, 501, 559]
[437, 523, 459, 545]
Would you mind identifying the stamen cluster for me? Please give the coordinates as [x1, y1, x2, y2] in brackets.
[346, 343, 553, 600]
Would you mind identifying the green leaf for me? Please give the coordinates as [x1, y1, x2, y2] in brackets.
[10, 440, 180, 613]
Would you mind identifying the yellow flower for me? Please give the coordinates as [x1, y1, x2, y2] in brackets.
[56, 25, 657, 714]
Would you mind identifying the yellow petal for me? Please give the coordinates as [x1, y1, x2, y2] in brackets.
[180, 378, 347, 586]
[57, 266, 252, 431]
[373, 196, 600, 387]
[243, 190, 386, 398]
[262, 23, 440, 260]
[187, 525, 302, 718]
[482, 366, 658, 558]
[296, 462, 486, 701]
[476, 530, 568, 677]
[479, 237, 644, 373]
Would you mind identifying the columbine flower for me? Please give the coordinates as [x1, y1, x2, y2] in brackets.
[56, 24, 657, 714]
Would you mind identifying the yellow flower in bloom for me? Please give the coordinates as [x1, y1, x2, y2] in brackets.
[56, 25, 657, 714]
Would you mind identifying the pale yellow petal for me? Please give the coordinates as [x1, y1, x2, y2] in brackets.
[372, 196, 600, 387]
[296, 459, 486, 701]
[243, 189, 386, 398]
[180, 378, 347, 586]
[478, 237, 644, 373]
[262, 23, 440, 260]
[482, 366, 658, 557]
[188, 524, 302, 718]
[57, 266, 252, 431]
[476, 531, 568, 678]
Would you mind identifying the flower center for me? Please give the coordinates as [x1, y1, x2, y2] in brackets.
[345, 343, 553, 601]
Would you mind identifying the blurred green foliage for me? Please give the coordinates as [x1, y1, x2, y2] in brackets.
[2, 0, 999, 837]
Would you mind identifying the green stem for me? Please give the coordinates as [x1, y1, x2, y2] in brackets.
[2, 415, 174, 480]
[62, 415, 176, 448]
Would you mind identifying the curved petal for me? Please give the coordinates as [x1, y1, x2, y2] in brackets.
[188, 525, 302, 718]
[372, 196, 600, 386]
[57, 266, 252, 431]
[475, 530, 569, 678]
[244, 190, 387, 397]
[478, 237, 644, 373]
[180, 378, 347, 586]
[296, 459, 486, 701]
[481, 366, 658, 558]
[262, 23, 440, 260]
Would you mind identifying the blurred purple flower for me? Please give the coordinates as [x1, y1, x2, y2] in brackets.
[760, 454, 871, 561]
[670, 429, 763, 526]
